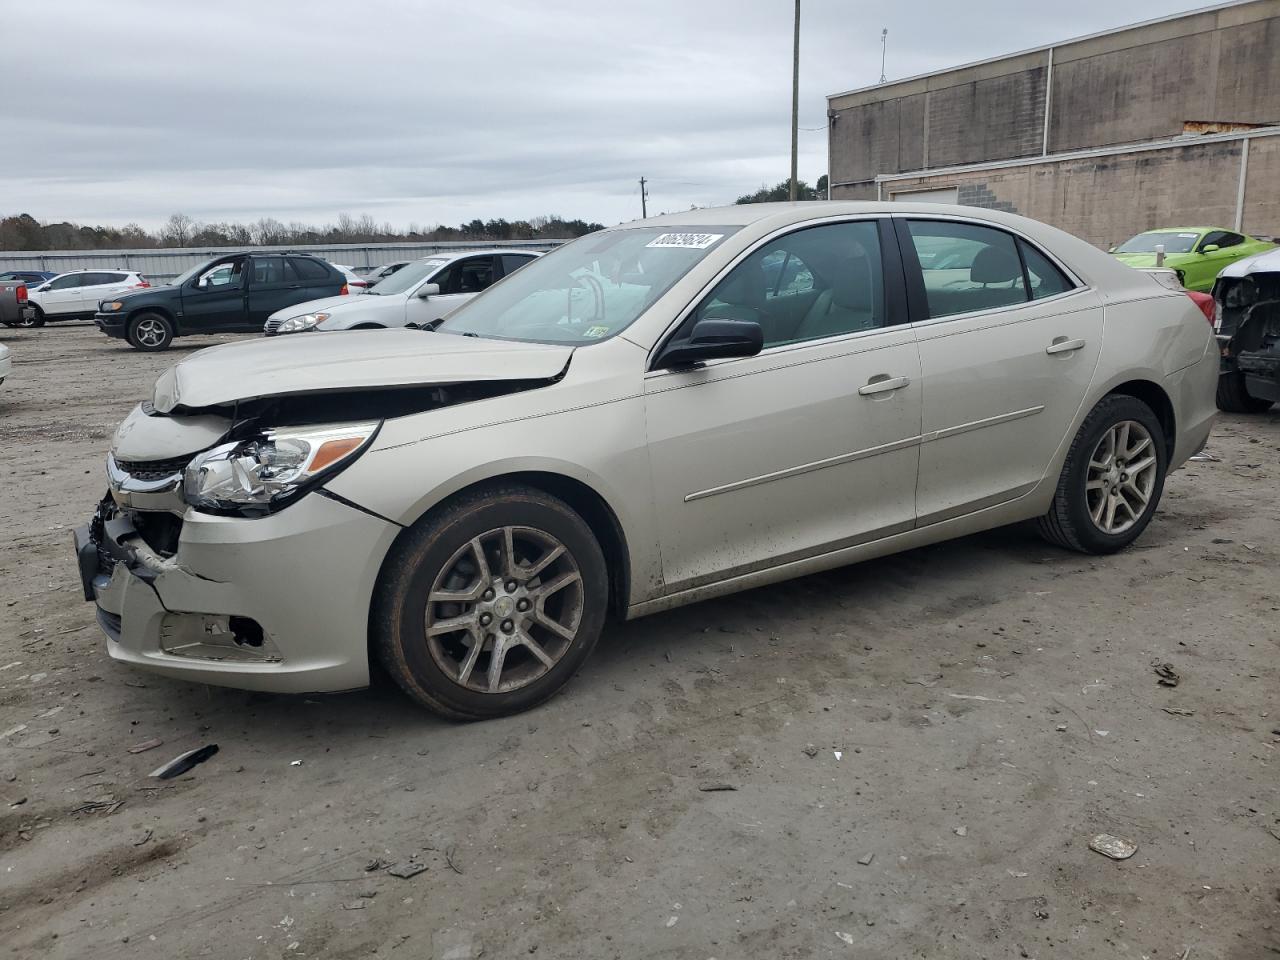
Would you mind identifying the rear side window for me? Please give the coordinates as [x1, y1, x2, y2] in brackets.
[1017, 239, 1074, 300]
[907, 221, 1025, 319]
[501, 254, 534, 277]
[290, 257, 332, 281]
[251, 259, 288, 285]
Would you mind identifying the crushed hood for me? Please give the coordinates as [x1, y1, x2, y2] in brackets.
[152, 330, 573, 413]
[1219, 246, 1280, 279]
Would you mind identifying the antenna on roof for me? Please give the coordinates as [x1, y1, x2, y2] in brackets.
[879, 28, 888, 84]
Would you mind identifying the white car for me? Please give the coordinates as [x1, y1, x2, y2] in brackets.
[0, 342, 10, 387]
[28, 270, 150, 325]
[264, 250, 540, 335]
[77, 203, 1217, 720]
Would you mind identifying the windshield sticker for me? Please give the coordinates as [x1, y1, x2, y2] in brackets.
[1177, 233, 1198, 238]
[583, 325, 610, 338]
[646, 233, 725, 250]
[422, 259, 449, 269]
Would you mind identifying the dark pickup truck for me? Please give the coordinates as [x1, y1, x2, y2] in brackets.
[94, 252, 347, 350]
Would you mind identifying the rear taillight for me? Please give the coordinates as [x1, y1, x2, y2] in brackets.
[134, 281, 151, 288]
[340, 283, 350, 295]
[16, 284, 27, 302]
[1185, 290, 1215, 325]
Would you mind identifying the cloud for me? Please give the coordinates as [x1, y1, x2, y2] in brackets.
[3, 0, 1209, 230]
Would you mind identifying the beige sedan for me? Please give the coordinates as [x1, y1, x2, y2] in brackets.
[79, 202, 1218, 719]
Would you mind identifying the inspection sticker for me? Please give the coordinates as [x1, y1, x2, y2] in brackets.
[646, 233, 724, 250]
[583, 325, 610, 338]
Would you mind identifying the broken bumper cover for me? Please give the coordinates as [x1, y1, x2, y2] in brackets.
[74, 492, 400, 693]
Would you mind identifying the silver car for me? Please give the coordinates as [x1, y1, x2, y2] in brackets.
[76, 203, 1219, 719]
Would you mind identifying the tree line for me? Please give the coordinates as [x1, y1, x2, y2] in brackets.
[736, 176, 828, 204]
[0, 211, 606, 251]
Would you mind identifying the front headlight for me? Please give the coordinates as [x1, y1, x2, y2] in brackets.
[183, 421, 380, 512]
[277, 312, 329, 333]
[102, 301, 125, 311]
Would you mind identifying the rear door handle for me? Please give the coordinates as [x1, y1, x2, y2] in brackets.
[858, 375, 911, 396]
[1045, 337, 1086, 355]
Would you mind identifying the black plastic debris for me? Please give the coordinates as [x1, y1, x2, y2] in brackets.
[149, 744, 219, 779]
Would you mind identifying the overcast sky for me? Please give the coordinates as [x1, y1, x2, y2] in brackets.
[4, 0, 1213, 231]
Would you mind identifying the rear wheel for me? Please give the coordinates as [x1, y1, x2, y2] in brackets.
[373, 485, 609, 720]
[127, 312, 174, 351]
[1216, 369, 1272, 413]
[17, 306, 44, 328]
[1037, 395, 1167, 554]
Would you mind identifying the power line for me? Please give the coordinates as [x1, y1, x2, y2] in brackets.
[639, 177, 648, 218]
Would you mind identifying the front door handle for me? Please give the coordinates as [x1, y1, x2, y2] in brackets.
[1045, 337, 1086, 355]
[858, 375, 911, 396]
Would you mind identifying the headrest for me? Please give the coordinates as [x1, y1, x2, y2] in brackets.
[971, 245, 1022, 284]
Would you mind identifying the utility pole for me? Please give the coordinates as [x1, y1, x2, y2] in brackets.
[639, 177, 648, 218]
[789, 0, 800, 202]
[879, 28, 888, 84]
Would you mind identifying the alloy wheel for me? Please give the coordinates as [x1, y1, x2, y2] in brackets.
[134, 317, 167, 347]
[1085, 420, 1158, 534]
[424, 525, 584, 694]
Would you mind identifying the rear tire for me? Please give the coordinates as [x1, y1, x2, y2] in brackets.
[1216, 369, 1272, 413]
[1037, 395, 1168, 554]
[373, 484, 609, 720]
[17, 306, 44, 328]
[127, 312, 174, 351]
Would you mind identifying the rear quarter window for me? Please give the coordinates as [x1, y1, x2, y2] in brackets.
[290, 258, 333, 281]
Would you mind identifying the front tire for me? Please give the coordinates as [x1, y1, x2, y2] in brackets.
[127, 312, 174, 351]
[1216, 369, 1272, 413]
[373, 484, 609, 720]
[1037, 395, 1168, 554]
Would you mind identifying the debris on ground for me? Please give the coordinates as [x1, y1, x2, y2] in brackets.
[697, 782, 737, 792]
[954, 826, 968, 837]
[149, 744, 219, 779]
[835, 931, 855, 945]
[364, 857, 390, 872]
[857, 853, 874, 865]
[128, 738, 163, 754]
[904, 674, 942, 687]
[73, 796, 125, 816]
[802, 744, 819, 758]
[388, 860, 427, 879]
[1189, 450, 1221, 462]
[1163, 707, 1195, 717]
[133, 829, 153, 846]
[1089, 833, 1138, 860]
[1153, 662, 1181, 687]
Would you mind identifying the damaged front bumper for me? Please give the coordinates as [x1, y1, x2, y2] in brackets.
[73, 491, 400, 693]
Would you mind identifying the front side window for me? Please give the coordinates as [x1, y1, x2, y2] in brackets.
[199, 260, 244, 288]
[437, 226, 741, 344]
[437, 257, 495, 294]
[907, 221, 1026, 319]
[47, 273, 84, 290]
[685, 220, 885, 348]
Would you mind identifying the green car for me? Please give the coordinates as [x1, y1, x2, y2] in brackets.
[1111, 227, 1275, 292]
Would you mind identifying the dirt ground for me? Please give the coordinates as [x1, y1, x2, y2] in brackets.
[1, 322, 1277, 960]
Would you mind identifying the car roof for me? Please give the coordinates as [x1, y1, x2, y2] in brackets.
[413, 249, 542, 264]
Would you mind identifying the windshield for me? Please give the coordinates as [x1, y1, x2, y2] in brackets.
[437, 227, 739, 343]
[1116, 231, 1200, 254]
[368, 257, 450, 295]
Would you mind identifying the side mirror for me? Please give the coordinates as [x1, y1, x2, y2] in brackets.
[658, 318, 764, 368]
[415, 282, 441, 300]
[1108, 246, 1116, 253]
[1201, 244, 1220, 253]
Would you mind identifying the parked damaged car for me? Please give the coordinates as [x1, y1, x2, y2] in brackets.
[75, 203, 1218, 720]
[1213, 247, 1280, 412]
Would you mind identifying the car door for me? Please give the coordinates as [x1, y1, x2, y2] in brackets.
[37, 273, 87, 315]
[644, 218, 922, 592]
[180, 258, 249, 332]
[245, 257, 305, 329]
[1189, 230, 1244, 291]
[288, 257, 342, 302]
[897, 216, 1104, 526]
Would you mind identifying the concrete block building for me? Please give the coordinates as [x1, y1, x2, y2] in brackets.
[826, 0, 1280, 247]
